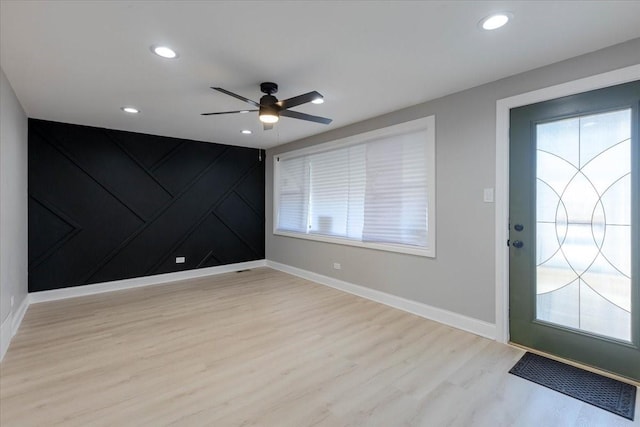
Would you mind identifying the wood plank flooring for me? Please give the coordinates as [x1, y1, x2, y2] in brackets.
[1, 268, 638, 426]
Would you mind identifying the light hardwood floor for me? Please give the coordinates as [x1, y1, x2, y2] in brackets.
[1, 268, 637, 426]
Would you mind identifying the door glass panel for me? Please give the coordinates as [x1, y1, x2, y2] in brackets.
[535, 109, 632, 342]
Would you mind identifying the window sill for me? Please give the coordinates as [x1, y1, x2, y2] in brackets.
[273, 229, 435, 258]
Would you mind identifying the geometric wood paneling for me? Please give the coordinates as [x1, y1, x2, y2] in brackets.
[28, 119, 265, 292]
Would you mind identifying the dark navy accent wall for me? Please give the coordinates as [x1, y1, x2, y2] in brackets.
[28, 119, 265, 292]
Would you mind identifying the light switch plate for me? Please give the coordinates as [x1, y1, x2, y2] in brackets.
[483, 188, 494, 203]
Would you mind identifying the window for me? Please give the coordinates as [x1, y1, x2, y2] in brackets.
[274, 116, 436, 257]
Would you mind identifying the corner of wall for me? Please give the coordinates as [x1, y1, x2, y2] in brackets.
[0, 67, 30, 362]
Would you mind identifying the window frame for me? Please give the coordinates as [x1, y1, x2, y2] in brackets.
[273, 115, 436, 258]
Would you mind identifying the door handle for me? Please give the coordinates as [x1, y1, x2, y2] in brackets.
[512, 240, 524, 248]
[514, 224, 524, 231]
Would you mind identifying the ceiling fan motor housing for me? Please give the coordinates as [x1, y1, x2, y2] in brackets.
[259, 94, 278, 107]
[260, 82, 278, 95]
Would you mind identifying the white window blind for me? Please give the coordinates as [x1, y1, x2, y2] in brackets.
[274, 116, 435, 257]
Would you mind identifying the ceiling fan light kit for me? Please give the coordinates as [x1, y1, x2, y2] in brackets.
[259, 108, 279, 124]
[202, 81, 332, 131]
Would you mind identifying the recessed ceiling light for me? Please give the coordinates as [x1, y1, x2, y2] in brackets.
[311, 97, 324, 104]
[151, 45, 178, 59]
[121, 106, 139, 114]
[241, 129, 252, 135]
[480, 13, 511, 30]
[240, 110, 250, 114]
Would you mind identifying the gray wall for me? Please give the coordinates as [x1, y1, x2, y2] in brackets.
[0, 67, 28, 332]
[266, 38, 640, 324]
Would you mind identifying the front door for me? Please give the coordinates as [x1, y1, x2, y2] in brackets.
[509, 80, 640, 381]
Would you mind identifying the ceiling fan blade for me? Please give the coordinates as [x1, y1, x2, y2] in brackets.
[279, 109, 332, 124]
[263, 123, 274, 131]
[276, 91, 322, 110]
[201, 109, 258, 116]
[211, 87, 260, 108]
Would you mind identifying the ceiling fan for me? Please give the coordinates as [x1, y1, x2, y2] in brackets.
[202, 82, 332, 130]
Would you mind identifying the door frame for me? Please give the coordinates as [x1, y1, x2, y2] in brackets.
[494, 64, 640, 344]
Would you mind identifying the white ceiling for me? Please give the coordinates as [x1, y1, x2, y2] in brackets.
[2, 1, 640, 149]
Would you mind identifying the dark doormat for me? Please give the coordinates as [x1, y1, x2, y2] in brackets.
[509, 352, 636, 420]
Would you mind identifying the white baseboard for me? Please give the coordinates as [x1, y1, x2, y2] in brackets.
[0, 294, 29, 362]
[12, 295, 28, 336]
[30, 260, 267, 304]
[4, 258, 496, 361]
[0, 314, 11, 361]
[266, 260, 497, 340]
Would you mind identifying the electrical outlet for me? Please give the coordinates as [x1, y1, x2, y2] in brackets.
[333, 262, 341, 270]
[176, 256, 186, 264]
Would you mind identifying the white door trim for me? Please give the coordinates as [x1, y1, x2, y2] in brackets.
[494, 64, 640, 344]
